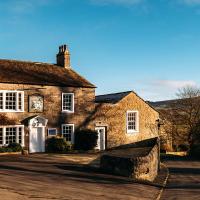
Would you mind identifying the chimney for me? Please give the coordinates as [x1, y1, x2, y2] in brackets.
[56, 44, 71, 68]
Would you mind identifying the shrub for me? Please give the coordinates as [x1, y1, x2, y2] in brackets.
[189, 144, 200, 159]
[177, 144, 189, 152]
[0, 143, 22, 153]
[8, 143, 22, 152]
[74, 129, 98, 151]
[0, 147, 8, 153]
[46, 137, 71, 153]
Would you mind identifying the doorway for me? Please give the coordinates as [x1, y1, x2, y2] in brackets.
[28, 116, 48, 153]
[29, 127, 45, 153]
[95, 127, 106, 151]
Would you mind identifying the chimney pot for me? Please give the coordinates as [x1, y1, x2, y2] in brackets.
[56, 44, 71, 68]
[64, 44, 67, 51]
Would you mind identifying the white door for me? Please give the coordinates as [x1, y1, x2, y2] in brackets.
[95, 127, 106, 151]
[29, 127, 45, 153]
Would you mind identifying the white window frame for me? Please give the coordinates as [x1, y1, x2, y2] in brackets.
[0, 125, 24, 147]
[61, 124, 74, 144]
[0, 90, 24, 112]
[126, 110, 139, 134]
[62, 93, 74, 113]
[47, 128, 57, 137]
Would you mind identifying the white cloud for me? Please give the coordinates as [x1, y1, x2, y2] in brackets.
[89, 0, 144, 6]
[136, 79, 198, 101]
[178, 0, 200, 5]
[152, 80, 197, 89]
[2, 0, 52, 14]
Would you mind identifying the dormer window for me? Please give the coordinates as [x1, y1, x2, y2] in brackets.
[0, 91, 24, 112]
[62, 93, 74, 113]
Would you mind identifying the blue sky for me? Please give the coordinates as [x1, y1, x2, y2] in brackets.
[1, 0, 200, 101]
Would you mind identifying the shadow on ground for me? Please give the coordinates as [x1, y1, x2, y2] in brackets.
[0, 162, 135, 185]
[161, 154, 199, 162]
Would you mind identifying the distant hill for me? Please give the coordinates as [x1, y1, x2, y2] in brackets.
[147, 99, 179, 110]
[147, 96, 200, 110]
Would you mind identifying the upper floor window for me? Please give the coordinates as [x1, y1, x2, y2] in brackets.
[62, 93, 74, 112]
[126, 111, 139, 134]
[0, 91, 24, 112]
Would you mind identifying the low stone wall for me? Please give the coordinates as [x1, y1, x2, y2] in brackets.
[100, 137, 159, 182]
[134, 143, 159, 181]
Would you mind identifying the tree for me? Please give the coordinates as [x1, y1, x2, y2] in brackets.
[173, 86, 200, 145]
[154, 86, 200, 151]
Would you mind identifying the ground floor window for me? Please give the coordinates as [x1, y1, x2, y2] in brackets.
[0, 125, 24, 146]
[61, 124, 74, 143]
[47, 128, 57, 137]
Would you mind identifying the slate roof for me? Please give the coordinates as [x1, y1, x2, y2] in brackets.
[0, 59, 95, 88]
[95, 91, 132, 103]
[95, 91, 159, 113]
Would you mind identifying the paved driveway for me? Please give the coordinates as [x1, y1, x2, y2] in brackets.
[0, 154, 160, 200]
[161, 156, 200, 200]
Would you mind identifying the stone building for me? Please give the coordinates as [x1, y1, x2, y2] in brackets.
[94, 91, 159, 149]
[0, 45, 95, 153]
[0, 45, 159, 153]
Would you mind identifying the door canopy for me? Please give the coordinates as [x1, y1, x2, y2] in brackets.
[29, 116, 48, 127]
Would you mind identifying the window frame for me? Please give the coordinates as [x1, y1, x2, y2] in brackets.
[0, 125, 24, 147]
[47, 128, 57, 137]
[61, 124, 74, 144]
[126, 110, 139, 134]
[62, 93, 74, 113]
[0, 90, 24, 112]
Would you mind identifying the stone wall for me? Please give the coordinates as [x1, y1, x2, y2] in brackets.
[93, 92, 159, 148]
[100, 138, 159, 182]
[0, 83, 95, 149]
[0, 83, 159, 152]
[133, 142, 159, 181]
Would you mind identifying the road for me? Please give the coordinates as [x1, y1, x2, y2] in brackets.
[1, 154, 199, 200]
[161, 156, 200, 200]
[0, 154, 160, 200]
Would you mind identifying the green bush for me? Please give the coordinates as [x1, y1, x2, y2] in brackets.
[0, 143, 22, 153]
[74, 129, 98, 151]
[0, 147, 8, 153]
[189, 144, 200, 159]
[8, 143, 22, 152]
[46, 137, 71, 153]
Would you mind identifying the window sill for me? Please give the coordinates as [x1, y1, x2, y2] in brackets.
[127, 130, 139, 134]
[61, 110, 74, 113]
[0, 110, 24, 113]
